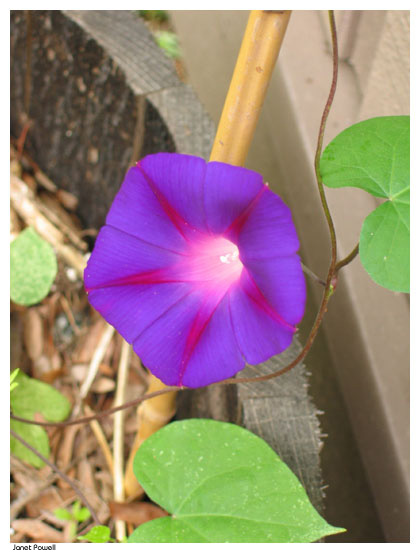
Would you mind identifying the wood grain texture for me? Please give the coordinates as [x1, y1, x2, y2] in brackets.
[64, 10, 180, 96]
[148, 85, 215, 159]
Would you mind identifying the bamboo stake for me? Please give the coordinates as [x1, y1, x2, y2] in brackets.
[124, 374, 177, 498]
[210, 10, 291, 165]
[123, 9, 291, 499]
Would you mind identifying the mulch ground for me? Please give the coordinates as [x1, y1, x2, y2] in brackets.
[10, 143, 166, 543]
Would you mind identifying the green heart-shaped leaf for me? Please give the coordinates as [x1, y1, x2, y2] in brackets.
[10, 371, 71, 467]
[11, 227, 58, 306]
[128, 419, 344, 543]
[320, 116, 409, 292]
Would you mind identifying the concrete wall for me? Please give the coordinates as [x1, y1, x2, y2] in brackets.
[170, 10, 409, 542]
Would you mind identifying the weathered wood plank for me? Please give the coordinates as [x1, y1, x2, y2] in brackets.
[64, 10, 180, 96]
[237, 336, 324, 511]
[148, 85, 215, 159]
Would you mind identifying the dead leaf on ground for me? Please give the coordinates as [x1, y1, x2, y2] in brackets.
[77, 457, 97, 492]
[73, 318, 107, 364]
[12, 519, 66, 543]
[10, 531, 25, 543]
[25, 487, 66, 519]
[56, 425, 80, 488]
[56, 188, 79, 211]
[90, 377, 115, 394]
[109, 501, 167, 526]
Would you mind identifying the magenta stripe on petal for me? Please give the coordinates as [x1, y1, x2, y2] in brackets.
[85, 153, 306, 388]
[105, 165, 187, 253]
[138, 153, 207, 234]
[228, 270, 296, 365]
[181, 293, 245, 388]
[238, 187, 300, 260]
[133, 291, 203, 386]
[243, 255, 306, 326]
[84, 226, 184, 292]
[204, 162, 264, 234]
[133, 288, 244, 387]
[87, 283, 191, 344]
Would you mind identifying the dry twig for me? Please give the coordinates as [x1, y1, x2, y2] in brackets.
[11, 144, 57, 192]
[12, 519, 66, 543]
[10, 174, 87, 276]
[83, 404, 114, 474]
[113, 340, 131, 541]
[79, 324, 115, 399]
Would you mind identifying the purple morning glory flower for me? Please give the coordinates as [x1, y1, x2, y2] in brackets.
[84, 153, 305, 388]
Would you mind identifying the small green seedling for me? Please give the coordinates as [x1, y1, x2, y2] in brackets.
[155, 31, 181, 59]
[10, 368, 20, 393]
[78, 525, 115, 543]
[55, 501, 91, 540]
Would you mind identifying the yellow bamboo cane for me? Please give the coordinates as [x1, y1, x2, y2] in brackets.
[124, 374, 177, 498]
[210, 10, 291, 165]
[123, 10, 291, 499]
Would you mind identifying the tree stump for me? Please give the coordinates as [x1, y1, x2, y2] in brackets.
[11, 10, 324, 513]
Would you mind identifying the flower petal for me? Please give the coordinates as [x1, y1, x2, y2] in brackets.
[243, 255, 306, 325]
[106, 165, 187, 253]
[133, 291, 202, 386]
[138, 153, 207, 233]
[85, 153, 306, 388]
[204, 162, 264, 234]
[238, 188, 300, 260]
[180, 294, 245, 388]
[84, 226, 184, 291]
[133, 289, 244, 388]
[87, 283, 191, 344]
[229, 270, 296, 365]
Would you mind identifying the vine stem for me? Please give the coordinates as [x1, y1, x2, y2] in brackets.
[10, 429, 101, 526]
[335, 242, 359, 273]
[301, 262, 326, 287]
[10, 386, 181, 427]
[314, 10, 339, 271]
